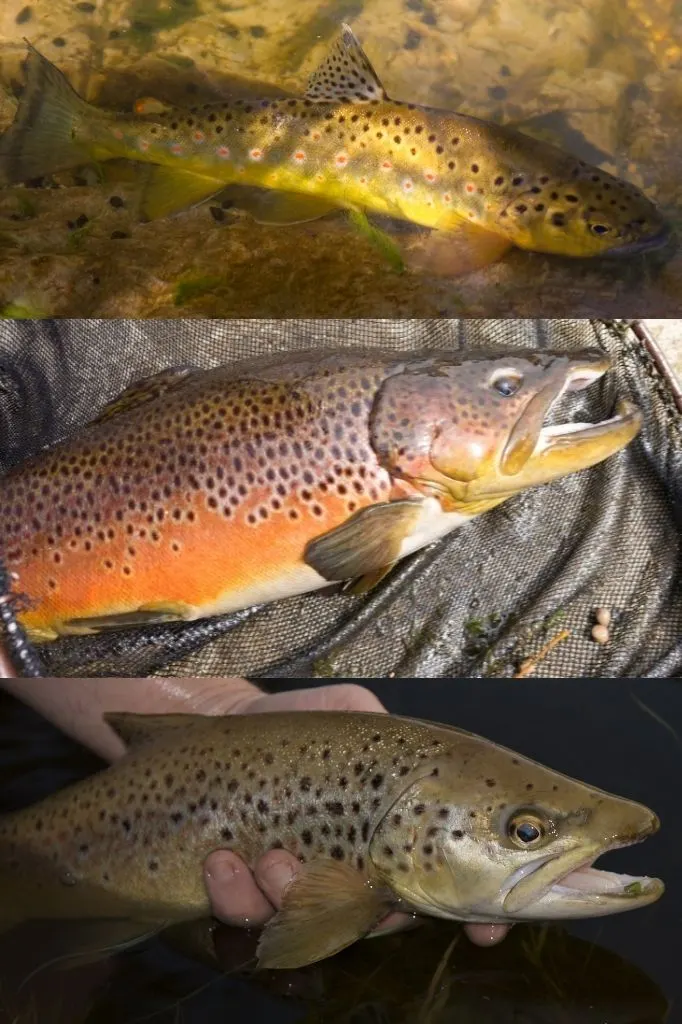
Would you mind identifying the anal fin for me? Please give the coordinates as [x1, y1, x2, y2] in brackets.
[304, 498, 424, 582]
[256, 859, 391, 969]
[59, 602, 191, 636]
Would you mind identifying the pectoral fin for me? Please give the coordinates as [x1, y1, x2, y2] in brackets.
[92, 367, 196, 424]
[345, 562, 397, 595]
[256, 859, 391, 969]
[222, 185, 338, 225]
[403, 222, 513, 278]
[140, 166, 226, 220]
[304, 498, 424, 581]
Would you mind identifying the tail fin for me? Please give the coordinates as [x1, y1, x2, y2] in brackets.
[0, 43, 97, 185]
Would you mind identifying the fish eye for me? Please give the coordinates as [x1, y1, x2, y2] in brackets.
[490, 371, 523, 398]
[590, 224, 610, 236]
[507, 812, 546, 847]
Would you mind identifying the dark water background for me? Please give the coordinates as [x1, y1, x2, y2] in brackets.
[0, 678, 679, 1023]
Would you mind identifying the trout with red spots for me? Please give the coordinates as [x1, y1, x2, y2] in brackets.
[0, 347, 641, 642]
[0, 26, 670, 274]
[0, 710, 663, 968]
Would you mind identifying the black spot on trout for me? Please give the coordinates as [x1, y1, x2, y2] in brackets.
[0, 711, 663, 970]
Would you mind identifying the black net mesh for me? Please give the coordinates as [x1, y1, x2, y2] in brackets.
[0, 318, 680, 679]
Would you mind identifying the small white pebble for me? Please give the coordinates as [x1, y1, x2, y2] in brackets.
[591, 624, 610, 644]
[595, 607, 611, 627]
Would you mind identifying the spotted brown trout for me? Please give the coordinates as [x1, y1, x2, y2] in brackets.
[0, 26, 670, 274]
[0, 710, 663, 969]
[0, 347, 642, 642]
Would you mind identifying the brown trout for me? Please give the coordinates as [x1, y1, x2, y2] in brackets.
[0, 26, 670, 274]
[0, 711, 663, 969]
[0, 347, 642, 643]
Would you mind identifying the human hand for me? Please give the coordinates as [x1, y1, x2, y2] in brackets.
[203, 681, 511, 949]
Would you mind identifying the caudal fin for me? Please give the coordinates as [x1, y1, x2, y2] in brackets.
[0, 43, 97, 185]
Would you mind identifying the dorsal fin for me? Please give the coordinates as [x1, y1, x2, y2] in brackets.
[104, 712, 207, 749]
[305, 24, 388, 103]
[91, 366, 196, 425]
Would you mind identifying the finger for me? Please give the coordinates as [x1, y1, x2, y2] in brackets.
[463, 923, 511, 945]
[254, 848, 300, 909]
[246, 683, 387, 714]
[204, 850, 275, 927]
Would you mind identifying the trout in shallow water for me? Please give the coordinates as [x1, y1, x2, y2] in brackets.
[0, 347, 642, 642]
[0, 26, 670, 274]
[0, 710, 664, 969]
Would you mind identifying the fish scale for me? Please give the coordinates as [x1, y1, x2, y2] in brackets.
[0, 710, 663, 970]
[0, 26, 668, 264]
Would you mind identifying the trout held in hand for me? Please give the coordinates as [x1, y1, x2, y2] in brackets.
[0, 347, 642, 642]
[0, 710, 664, 969]
[0, 26, 670, 275]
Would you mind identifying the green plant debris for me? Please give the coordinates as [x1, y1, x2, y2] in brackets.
[348, 208, 405, 273]
[15, 195, 37, 219]
[66, 224, 93, 251]
[173, 275, 223, 306]
[624, 880, 644, 896]
[463, 617, 485, 638]
[0, 300, 49, 318]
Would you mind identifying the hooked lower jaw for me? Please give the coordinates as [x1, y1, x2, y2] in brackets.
[535, 398, 642, 454]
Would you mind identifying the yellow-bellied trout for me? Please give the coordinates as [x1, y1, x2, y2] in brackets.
[0, 347, 642, 642]
[0, 710, 663, 969]
[0, 26, 670, 275]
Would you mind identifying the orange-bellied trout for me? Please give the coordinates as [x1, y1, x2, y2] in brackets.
[0, 710, 664, 969]
[0, 26, 670, 274]
[0, 347, 642, 642]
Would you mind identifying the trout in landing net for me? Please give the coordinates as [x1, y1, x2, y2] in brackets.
[0, 711, 664, 969]
[0, 26, 670, 275]
[0, 347, 642, 642]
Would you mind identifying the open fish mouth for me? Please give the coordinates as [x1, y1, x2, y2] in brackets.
[502, 819, 664, 917]
[549, 860, 662, 901]
[535, 399, 643, 454]
[604, 222, 672, 257]
[493, 352, 643, 488]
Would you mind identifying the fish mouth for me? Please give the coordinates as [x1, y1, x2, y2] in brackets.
[604, 221, 672, 257]
[494, 353, 642, 490]
[502, 817, 664, 917]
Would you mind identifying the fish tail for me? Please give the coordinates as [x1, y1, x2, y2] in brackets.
[0, 44, 101, 185]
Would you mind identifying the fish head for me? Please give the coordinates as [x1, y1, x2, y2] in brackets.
[498, 166, 670, 258]
[368, 736, 664, 923]
[373, 349, 642, 510]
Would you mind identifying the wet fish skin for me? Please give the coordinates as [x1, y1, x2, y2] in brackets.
[0, 27, 669, 265]
[0, 711, 663, 969]
[0, 347, 641, 642]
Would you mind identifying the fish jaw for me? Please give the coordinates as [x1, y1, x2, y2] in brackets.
[433, 353, 641, 505]
[499, 814, 663, 920]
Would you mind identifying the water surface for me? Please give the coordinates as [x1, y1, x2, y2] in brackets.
[0, 0, 681, 316]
